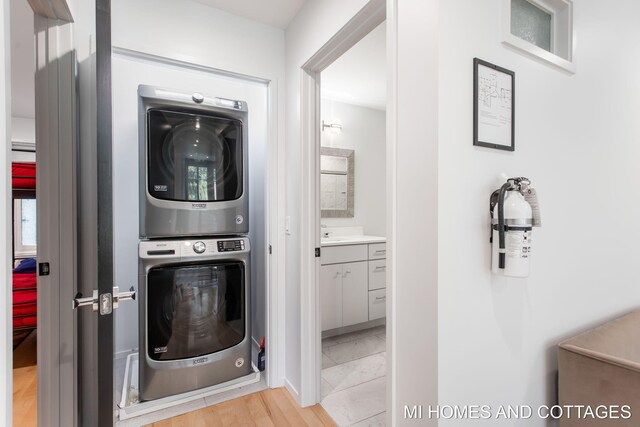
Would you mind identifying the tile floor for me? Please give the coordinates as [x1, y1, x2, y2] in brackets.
[321, 325, 387, 426]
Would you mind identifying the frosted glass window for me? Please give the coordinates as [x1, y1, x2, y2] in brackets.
[511, 0, 552, 52]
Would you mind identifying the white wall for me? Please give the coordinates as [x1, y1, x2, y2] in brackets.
[112, 0, 284, 81]
[11, 116, 35, 144]
[110, 0, 284, 362]
[0, 0, 12, 424]
[284, 0, 370, 400]
[433, 1, 640, 425]
[10, 117, 35, 161]
[389, 0, 439, 425]
[321, 99, 386, 236]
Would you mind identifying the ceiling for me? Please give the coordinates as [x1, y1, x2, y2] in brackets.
[11, 0, 35, 119]
[322, 22, 386, 111]
[9, 0, 383, 118]
[192, 0, 308, 29]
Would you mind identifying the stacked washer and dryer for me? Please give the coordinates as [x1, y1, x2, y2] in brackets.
[137, 86, 252, 401]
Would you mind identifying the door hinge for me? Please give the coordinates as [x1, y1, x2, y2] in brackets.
[315, 247, 321, 257]
[269, 244, 272, 255]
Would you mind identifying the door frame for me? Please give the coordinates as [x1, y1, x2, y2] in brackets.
[0, 1, 12, 425]
[298, 0, 386, 407]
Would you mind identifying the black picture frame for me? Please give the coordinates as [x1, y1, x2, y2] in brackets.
[473, 58, 515, 151]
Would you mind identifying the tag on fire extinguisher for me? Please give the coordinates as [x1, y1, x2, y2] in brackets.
[519, 183, 541, 227]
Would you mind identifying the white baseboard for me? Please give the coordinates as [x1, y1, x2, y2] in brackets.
[284, 379, 301, 405]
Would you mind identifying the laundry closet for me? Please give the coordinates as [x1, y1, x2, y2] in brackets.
[111, 50, 270, 415]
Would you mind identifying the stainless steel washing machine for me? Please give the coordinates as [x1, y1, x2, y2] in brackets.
[138, 85, 249, 238]
[138, 237, 252, 401]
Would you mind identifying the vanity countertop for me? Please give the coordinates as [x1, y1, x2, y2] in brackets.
[320, 235, 387, 247]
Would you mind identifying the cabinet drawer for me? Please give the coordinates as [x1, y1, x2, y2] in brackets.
[368, 243, 386, 260]
[369, 289, 386, 321]
[368, 259, 386, 290]
[321, 244, 368, 265]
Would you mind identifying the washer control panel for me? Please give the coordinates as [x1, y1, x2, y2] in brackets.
[217, 239, 245, 252]
[141, 238, 249, 258]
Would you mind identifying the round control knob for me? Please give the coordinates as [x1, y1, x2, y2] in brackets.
[193, 241, 206, 254]
[192, 93, 204, 103]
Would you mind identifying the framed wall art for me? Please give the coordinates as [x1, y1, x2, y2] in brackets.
[473, 58, 515, 151]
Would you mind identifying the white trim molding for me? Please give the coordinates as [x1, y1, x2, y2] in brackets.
[1, 0, 13, 425]
[502, 0, 575, 73]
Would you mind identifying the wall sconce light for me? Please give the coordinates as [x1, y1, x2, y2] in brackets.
[322, 120, 342, 134]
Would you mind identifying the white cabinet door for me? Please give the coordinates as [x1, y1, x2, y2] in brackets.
[341, 261, 369, 327]
[369, 289, 386, 321]
[320, 264, 343, 331]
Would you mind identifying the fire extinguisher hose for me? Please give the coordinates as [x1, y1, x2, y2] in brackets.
[497, 182, 512, 269]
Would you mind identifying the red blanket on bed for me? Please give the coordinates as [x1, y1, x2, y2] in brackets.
[13, 272, 37, 329]
[12, 163, 36, 189]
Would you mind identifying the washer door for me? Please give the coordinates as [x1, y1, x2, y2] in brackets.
[147, 109, 243, 202]
[146, 262, 245, 361]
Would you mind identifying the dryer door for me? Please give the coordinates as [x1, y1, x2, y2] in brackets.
[146, 261, 245, 361]
[146, 109, 244, 202]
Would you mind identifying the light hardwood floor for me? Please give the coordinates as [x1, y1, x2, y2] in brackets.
[13, 330, 37, 427]
[12, 332, 335, 427]
[147, 388, 337, 427]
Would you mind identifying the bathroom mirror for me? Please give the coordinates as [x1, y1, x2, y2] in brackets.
[320, 147, 354, 218]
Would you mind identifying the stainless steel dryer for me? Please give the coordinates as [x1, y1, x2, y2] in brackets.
[138, 85, 249, 238]
[138, 237, 251, 401]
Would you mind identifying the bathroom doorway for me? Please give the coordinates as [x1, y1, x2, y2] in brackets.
[317, 21, 388, 426]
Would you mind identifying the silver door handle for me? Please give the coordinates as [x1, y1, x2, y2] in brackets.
[374, 250, 386, 254]
[113, 286, 136, 309]
[375, 296, 386, 301]
[73, 287, 136, 311]
[72, 290, 98, 311]
[374, 266, 386, 271]
[343, 270, 351, 277]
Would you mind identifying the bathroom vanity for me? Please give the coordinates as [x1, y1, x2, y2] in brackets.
[320, 234, 386, 332]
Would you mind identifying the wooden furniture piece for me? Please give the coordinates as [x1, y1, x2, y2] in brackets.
[558, 309, 640, 426]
